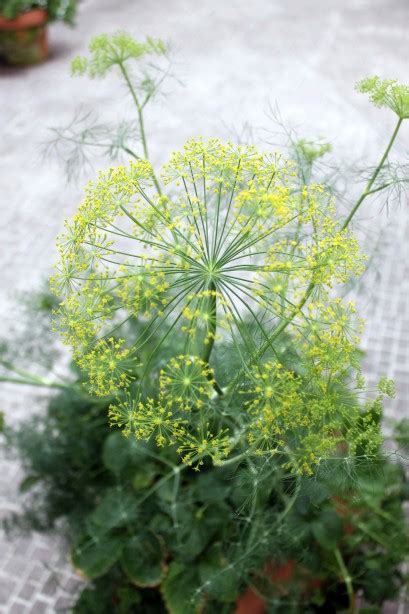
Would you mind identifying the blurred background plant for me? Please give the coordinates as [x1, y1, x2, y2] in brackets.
[0, 0, 77, 64]
[0, 0, 77, 23]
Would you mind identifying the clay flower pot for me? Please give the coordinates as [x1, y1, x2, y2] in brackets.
[0, 9, 48, 65]
[235, 587, 266, 614]
[235, 561, 297, 613]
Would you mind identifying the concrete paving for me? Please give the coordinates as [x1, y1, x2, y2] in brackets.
[0, 0, 408, 611]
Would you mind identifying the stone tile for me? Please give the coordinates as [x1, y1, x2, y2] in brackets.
[6, 556, 29, 577]
[0, 575, 17, 605]
[41, 576, 59, 597]
[30, 548, 53, 564]
[9, 601, 31, 614]
[54, 595, 75, 611]
[26, 566, 46, 585]
[18, 581, 37, 602]
[29, 600, 50, 614]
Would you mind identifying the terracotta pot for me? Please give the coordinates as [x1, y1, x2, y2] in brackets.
[235, 587, 266, 614]
[235, 561, 296, 613]
[0, 9, 48, 65]
[267, 559, 296, 585]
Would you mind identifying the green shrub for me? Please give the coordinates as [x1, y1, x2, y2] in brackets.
[4, 368, 408, 612]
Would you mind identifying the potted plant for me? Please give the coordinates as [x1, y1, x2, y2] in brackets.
[0, 0, 76, 65]
[2, 351, 408, 613]
[1, 34, 409, 612]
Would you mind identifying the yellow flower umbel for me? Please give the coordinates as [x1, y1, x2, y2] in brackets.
[78, 337, 135, 397]
[53, 138, 384, 471]
[356, 76, 409, 119]
[160, 355, 215, 411]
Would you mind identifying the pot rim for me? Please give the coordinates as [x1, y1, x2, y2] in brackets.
[0, 8, 48, 31]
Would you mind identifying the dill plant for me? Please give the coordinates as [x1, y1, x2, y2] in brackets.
[2, 33, 409, 612]
[47, 32, 171, 182]
[51, 47, 405, 476]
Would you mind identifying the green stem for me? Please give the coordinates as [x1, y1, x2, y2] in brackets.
[202, 283, 223, 396]
[334, 547, 355, 613]
[202, 284, 217, 364]
[342, 117, 403, 229]
[218, 450, 249, 466]
[118, 62, 162, 196]
[0, 375, 71, 391]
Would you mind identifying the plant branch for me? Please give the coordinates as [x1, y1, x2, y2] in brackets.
[118, 62, 163, 196]
[0, 375, 71, 391]
[202, 282, 223, 395]
[334, 547, 355, 613]
[342, 117, 403, 229]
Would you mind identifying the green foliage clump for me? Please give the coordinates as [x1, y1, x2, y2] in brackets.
[3, 376, 409, 613]
[0, 0, 76, 23]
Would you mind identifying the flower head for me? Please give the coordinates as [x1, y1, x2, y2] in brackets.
[71, 32, 167, 78]
[78, 337, 135, 397]
[53, 138, 373, 471]
[54, 139, 364, 369]
[159, 355, 215, 410]
[356, 76, 409, 119]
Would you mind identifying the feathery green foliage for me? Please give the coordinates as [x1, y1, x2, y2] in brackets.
[47, 32, 170, 183]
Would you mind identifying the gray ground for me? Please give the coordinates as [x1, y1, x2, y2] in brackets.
[0, 0, 408, 611]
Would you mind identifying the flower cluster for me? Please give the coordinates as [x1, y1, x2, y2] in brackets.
[52, 138, 387, 471]
[109, 393, 185, 448]
[71, 32, 167, 78]
[77, 337, 136, 397]
[108, 354, 227, 467]
[244, 313, 382, 474]
[356, 76, 409, 119]
[159, 355, 215, 410]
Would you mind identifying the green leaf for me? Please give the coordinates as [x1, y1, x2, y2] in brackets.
[19, 475, 41, 493]
[150, 512, 173, 534]
[87, 488, 139, 537]
[102, 432, 138, 475]
[312, 509, 343, 549]
[199, 545, 240, 602]
[132, 462, 157, 490]
[194, 471, 232, 502]
[156, 476, 175, 502]
[161, 562, 203, 614]
[121, 532, 166, 587]
[173, 502, 229, 559]
[71, 534, 125, 580]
